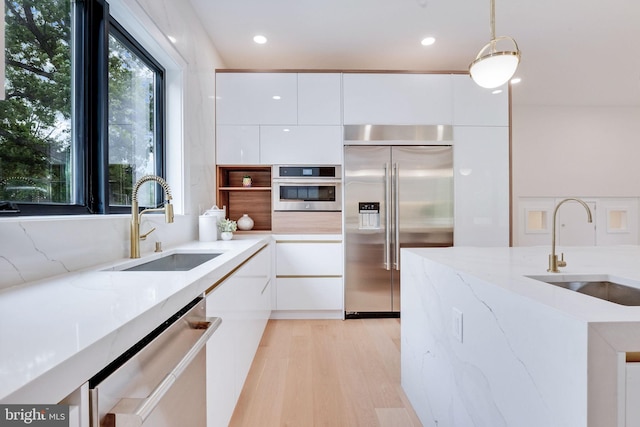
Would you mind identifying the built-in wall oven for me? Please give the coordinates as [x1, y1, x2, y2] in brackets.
[272, 165, 342, 211]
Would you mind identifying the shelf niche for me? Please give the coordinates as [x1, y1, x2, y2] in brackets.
[216, 166, 272, 231]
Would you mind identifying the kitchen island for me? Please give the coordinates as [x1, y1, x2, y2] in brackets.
[0, 237, 270, 405]
[401, 246, 640, 427]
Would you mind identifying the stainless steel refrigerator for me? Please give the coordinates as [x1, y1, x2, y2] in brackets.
[344, 145, 453, 318]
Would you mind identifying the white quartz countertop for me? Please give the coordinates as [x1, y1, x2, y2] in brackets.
[0, 237, 269, 403]
[405, 245, 640, 323]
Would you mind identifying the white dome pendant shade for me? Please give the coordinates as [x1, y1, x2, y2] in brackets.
[469, 36, 521, 88]
[469, 0, 521, 89]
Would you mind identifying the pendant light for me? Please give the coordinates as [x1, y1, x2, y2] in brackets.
[469, 0, 520, 89]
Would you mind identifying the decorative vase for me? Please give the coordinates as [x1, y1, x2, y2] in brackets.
[221, 231, 233, 241]
[237, 214, 254, 231]
[242, 176, 252, 187]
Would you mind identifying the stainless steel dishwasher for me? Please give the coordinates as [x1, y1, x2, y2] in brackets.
[89, 297, 221, 427]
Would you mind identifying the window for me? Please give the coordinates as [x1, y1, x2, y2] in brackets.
[108, 20, 164, 211]
[0, 0, 165, 215]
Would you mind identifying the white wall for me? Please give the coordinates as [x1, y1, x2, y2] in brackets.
[512, 105, 640, 198]
[511, 105, 640, 245]
[0, 0, 224, 290]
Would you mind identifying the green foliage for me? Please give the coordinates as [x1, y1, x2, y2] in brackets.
[0, 0, 72, 202]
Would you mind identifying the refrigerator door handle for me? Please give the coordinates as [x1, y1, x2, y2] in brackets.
[393, 162, 400, 271]
[384, 162, 391, 270]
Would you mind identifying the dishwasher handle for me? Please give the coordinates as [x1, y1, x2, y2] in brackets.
[103, 316, 222, 427]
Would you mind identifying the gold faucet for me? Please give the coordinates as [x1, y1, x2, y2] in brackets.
[548, 198, 592, 272]
[130, 175, 174, 258]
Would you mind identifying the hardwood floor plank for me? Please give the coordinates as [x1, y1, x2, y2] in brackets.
[229, 319, 422, 427]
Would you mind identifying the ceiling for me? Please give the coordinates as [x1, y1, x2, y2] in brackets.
[189, 0, 640, 107]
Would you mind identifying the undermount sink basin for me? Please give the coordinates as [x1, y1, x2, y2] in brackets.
[527, 275, 640, 306]
[117, 253, 221, 272]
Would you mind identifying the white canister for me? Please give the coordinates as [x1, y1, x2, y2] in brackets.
[199, 206, 226, 241]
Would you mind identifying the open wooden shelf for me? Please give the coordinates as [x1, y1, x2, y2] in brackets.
[217, 166, 272, 231]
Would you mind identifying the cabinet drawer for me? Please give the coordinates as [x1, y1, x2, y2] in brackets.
[276, 277, 343, 310]
[276, 241, 343, 276]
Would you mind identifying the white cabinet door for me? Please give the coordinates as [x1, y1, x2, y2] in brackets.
[298, 73, 342, 125]
[216, 125, 260, 164]
[216, 73, 297, 125]
[276, 241, 343, 276]
[276, 277, 343, 310]
[343, 73, 453, 125]
[627, 363, 640, 426]
[454, 126, 510, 246]
[206, 243, 271, 427]
[452, 74, 509, 126]
[260, 125, 342, 165]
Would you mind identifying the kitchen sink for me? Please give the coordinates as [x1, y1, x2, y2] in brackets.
[109, 253, 221, 272]
[527, 275, 640, 306]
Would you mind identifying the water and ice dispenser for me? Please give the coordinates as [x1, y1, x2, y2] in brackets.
[359, 202, 380, 229]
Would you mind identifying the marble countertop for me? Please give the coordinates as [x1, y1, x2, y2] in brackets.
[0, 237, 269, 403]
[405, 245, 640, 323]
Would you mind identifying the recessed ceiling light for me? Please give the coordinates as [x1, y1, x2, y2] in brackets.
[421, 37, 436, 46]
[253, 35, 267, 44]
[272, 95, 281, 100]
[167, 35, 177, 44]
[510, 77, 522, 84]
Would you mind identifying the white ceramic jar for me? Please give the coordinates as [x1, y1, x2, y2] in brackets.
[237, 214, 254, 231]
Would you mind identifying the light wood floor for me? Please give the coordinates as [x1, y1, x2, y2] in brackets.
[229, 318, 422, 427]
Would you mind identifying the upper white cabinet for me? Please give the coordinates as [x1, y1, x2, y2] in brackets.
[342, 73, 453, 125]
[452, 74, 509, 126]
[216, 72, 343, 165]
[260, 125, 342, 164]
[453, 126, 510, 246]
[216, 125, 260, 164]
[298, 73, 342, 125]
[216, 73, 297, 125]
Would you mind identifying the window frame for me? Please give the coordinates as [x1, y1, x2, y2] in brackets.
[1, 0, 166, 216]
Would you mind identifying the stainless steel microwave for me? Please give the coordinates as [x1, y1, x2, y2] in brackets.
[272, 165, 342, 211]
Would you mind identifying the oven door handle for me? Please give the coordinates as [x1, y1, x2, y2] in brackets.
[272, 178, 342, 185]
[103, 316, 222, 427]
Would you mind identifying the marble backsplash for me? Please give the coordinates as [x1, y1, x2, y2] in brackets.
[0, 215, 195, 290]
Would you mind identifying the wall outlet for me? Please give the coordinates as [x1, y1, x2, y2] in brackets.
[452, 307, 463, 343]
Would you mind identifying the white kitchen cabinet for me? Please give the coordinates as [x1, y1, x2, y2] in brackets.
[273, 238, 344, 318]
[216, 125, 260, 164]
[342, 73, 453, 125]
[453, 126, 509, 246]
[216, 73, 297, 125]
[626, 362, 640, 426]
[452, 74, 509, 126]
[276, 240, 342, 275]
[277, 277, 343, 310]
[260, 125, 342, 165]
[298, 73, 342, 125]
[206, 243, 272, 427]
